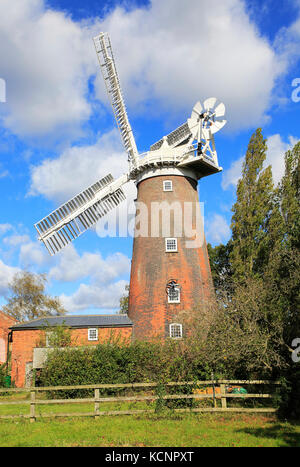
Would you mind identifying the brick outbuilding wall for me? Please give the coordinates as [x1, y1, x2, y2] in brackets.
[0, 311, 17, 364]
[10, 317, 133, 388]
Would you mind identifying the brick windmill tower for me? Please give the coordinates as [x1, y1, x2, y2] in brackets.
[34, 33, 226, 341]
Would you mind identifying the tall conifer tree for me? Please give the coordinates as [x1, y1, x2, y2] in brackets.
[230, 128, 273, 282]
[265, 142, 300, 340]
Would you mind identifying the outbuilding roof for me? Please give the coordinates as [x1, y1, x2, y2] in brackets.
[10, 314, 133, 331]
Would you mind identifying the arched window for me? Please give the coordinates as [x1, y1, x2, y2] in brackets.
[167, 286, 180, 303]
[169, 323, 183, 339]
[166, 279, 181, 303]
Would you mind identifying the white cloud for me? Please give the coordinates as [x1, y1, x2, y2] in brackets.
[29, 129, 129, 203]
[0, 224, 13, 235]
[273, 6, 300, 69]
[29, 128, 137, 239]
[265, 134, 299, 186]
[93, 0, 284, 131]
[222, 133, 299, 190]
[0, 228, 127, 311]
[1, 0, 297, 145]
[0, 259, 20, 295]
[19, 240, 51, 268]
[0, 223, 52, 269]
[0, 226, 130, 312]
[46, 244, 131, 313]
[205, 213, 231, 245]
[0, 0, 94, 140]
[48, 244, 130, 284]
[60, 280, 128, 313]
[0, 166, 9, 179]
[3, 234, 30, 247]
[221, 156, 244, 190]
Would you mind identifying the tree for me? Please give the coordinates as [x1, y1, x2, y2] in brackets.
[46, 323, 72, 348]
[279, 142, 300, 341]
[119, 284, 129, 314]
[3, 271, 66, 321]
[230, 128, 274, 282]
[204, 132, 299, 380]
[172, 278, 285, 380]
[264, 142, 300, 419]
[279, 142, 300, 251]
[207, 240, 233, 295]
[263, 143, 300, 351]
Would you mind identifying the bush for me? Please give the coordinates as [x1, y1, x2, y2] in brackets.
[39, 328, 281, 404]
[0, 364, 8, 388]
[277, 363, 300, 420]
[39, 337, 214, 398]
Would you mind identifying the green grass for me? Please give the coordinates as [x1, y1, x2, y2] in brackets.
[0, 391, 299, 447]
[0, 411, 299, 447]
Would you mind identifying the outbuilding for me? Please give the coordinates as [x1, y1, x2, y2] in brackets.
[9, 314, 133, 387]
[0, 310, 17, 365]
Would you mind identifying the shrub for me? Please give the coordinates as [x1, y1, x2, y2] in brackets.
[0, 364, 6, 388]
[39, 337, 212, 397]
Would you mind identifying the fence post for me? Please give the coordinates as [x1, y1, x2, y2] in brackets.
[211, 373, 217, 408]
[95, 388, 100, 419]
[30, 390, 36, 423]
[220, 384, 227, 410]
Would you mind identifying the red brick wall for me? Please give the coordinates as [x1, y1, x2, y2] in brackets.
[0, 311, 17, 364]
[128, 174, 214, 340]
[11, 326, 132, 388]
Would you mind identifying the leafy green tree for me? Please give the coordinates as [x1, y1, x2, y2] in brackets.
[262, 143, 300, 338]
[119, 284, 129, 314]
[280, 142, 300, 250]
[3, 270, 66, 322]
[264, 142, 300, 419]
[205, 132, 300, 383]
[207, 241, 233, 294]
[46, 323, 72, 348]
[230, 128, 273, 282]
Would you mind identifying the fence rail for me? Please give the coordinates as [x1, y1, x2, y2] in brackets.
[0, 380, 281, 422]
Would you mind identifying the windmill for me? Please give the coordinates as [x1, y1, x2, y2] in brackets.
[35, 32, 227, 340]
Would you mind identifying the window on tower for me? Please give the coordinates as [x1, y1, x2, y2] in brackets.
[163, 180, 173, 192]
[167, 286, 180, 303]
[165, 238, 177, 252]
[169, 323, 183, 339]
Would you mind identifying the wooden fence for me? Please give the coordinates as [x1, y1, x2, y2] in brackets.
[0, 380, 281, 422]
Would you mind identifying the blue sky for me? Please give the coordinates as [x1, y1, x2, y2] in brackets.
[0, 0, 299, 315]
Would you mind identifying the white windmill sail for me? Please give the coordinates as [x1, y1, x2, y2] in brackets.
[35, 32, 136, 256]
[93, 33, 139, 168]
[150, 122, 192, 151]
[185, 98, 227, 166]
[188, 98, 227, 141]
[35, 174, 128, 255]
[150, 98, 226, 158]
[35, 31, 227, 257]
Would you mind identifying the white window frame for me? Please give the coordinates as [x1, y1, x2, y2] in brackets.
[165, 237, 177, 252]
[88, 328, 98, 341]
[163, 180, 173, 192]
[169, 323, 183, 339]
[167, 286, 180, 303]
